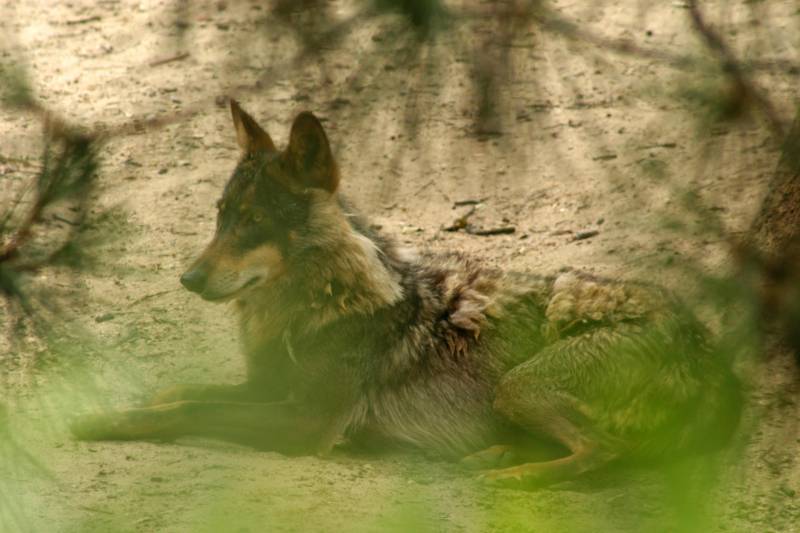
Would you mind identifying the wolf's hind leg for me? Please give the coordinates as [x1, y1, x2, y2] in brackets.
[462, 437, 567, 470]
[462, 445, 521, 470]
[484, 335, 625, 488]
[477, 403, 618, 488]
[478, 442, 616, 489]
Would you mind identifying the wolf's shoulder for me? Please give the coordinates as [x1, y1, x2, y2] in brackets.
[411, 252, 672, 335]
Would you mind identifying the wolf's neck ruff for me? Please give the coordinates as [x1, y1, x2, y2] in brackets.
[303, 190, 404, 315]
[236, 189, 406, 347]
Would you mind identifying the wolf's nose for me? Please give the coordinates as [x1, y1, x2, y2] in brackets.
[180, 268, 207, 293]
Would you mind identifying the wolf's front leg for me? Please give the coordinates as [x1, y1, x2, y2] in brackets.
[71, 400, 325, 454]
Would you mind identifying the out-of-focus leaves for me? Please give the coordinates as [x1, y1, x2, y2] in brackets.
[35, 132, 96, 208]
[0, 120, 104, 349]
[0, 61, 35, 110]
[372, 0, 447, 35]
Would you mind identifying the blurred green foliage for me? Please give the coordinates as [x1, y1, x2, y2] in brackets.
[1, 0, 799, 532]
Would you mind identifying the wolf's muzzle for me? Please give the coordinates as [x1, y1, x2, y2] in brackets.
[180, 266, 208, 294]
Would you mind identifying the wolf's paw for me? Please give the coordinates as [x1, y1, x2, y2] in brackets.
[478, 462, 569, 490]
[476, 466, 528, 490]
[461, 445, 519, 470]
[70, 412, 126, 441]
[70, 408, 172, 442]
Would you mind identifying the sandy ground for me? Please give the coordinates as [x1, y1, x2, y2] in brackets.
[2, 0, 800, 531]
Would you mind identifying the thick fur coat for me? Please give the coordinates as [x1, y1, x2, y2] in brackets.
[72, 102, 741, 487]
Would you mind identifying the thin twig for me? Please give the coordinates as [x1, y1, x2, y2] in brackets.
[129, 288, 180, 307]
[52, 213, 81, 227]
[453, 198, 486, 208]
[466, 226, 516, 236]
[65, 16, 101, 25]
[148, 52, 190, 68]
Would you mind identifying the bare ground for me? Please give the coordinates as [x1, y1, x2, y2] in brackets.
[2, 1, 799, 531]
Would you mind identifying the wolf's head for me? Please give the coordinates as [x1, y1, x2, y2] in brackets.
[180, 100, 340, 302]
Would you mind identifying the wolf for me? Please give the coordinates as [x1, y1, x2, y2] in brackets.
[72, 100, 741, 488]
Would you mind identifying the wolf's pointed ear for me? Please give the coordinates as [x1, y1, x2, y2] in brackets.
[230, 99, 276, 154]
[284, 112, 339, 193]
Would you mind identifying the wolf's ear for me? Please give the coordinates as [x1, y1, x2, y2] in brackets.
[230, 99, 276, 154]
[284, 112, 339, 193]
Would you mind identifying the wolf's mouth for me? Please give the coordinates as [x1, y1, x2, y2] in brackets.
[200, 276, 264, 302]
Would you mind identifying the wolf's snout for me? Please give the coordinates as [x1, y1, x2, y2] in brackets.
[180, 266, 208, 293]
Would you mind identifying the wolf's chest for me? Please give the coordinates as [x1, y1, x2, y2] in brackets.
[352, 370, 501, 457]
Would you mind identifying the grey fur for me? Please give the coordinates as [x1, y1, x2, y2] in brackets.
[72, 107, 741, 487]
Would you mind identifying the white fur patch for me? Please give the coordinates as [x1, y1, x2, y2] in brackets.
[306, 191, 404, 312]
